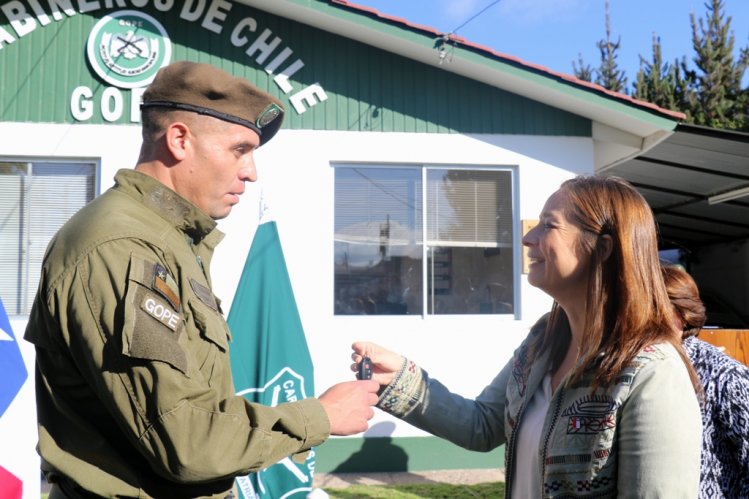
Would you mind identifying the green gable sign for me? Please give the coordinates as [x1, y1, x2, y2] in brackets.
[0, 0, 589, 135]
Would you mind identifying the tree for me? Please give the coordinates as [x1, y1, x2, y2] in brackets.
[595, 0, 627, 93]
[681, 0, 747, 129]
[573, 0, 749, 129]
[671, 56, 697, 119]
[633, 34, 686, 112]
[572, 53, 594, 82]
[570, 0, 626, 93]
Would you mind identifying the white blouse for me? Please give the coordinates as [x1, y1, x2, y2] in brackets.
[511, 372, 553, 498]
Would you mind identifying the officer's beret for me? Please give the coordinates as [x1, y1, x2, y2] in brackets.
[141, 61, 284, 145]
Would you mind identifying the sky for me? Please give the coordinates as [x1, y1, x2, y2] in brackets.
[355, 0, 749, 89]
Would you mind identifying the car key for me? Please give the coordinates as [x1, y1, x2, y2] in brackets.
[358, 356, 373, 380]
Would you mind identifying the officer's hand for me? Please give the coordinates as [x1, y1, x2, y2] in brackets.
[351, 341, 405, 387]
[318, 380, 379, 435]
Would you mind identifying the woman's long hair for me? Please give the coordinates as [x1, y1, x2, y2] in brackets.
[662, 265, 706, 339]
[529, 176, 700, 391]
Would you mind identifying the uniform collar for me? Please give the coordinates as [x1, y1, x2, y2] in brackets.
[113, 169, 219, 243]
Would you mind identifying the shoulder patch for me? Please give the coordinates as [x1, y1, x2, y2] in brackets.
[125, 281, 187, 374]
[140, 291, 182, 332]
[152, 262, 181, 311]
[190, 278, 218, 311]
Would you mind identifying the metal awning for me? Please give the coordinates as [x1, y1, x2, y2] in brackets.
[600, 123, 749, 251]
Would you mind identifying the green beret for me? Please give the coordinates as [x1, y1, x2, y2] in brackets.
[141, 61, 284, 145]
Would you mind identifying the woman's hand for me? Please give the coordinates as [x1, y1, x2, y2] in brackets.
[351, 341, 405, 387]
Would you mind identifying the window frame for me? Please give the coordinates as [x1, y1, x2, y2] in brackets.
[0, 157, 100, 317]
[333, 162, 520, 318]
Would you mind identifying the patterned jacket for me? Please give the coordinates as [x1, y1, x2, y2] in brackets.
[377, 321, 702, 498]
[684, 336, 749, 498]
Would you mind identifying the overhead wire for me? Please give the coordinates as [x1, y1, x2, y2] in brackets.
[437, 0, 502, 64]
[449, 0, 502, 36]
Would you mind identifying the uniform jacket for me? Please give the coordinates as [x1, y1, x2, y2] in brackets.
[378, 321, 702, 498]
[24, 169, 329, 498]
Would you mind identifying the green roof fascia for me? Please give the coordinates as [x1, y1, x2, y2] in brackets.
[275, 0, 680, 132]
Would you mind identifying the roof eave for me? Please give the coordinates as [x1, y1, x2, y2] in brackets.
[241, 0, 682, 167]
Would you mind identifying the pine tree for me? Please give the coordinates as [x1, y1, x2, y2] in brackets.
[572, 0, 749, 129]
[682, 0, 746, 129]
[739, 42, 749, 130]
[572, 53, 594, 82]
[595, 0, 627, 93]
[633, 34, 678, 109]
[671, 56, 697, 119]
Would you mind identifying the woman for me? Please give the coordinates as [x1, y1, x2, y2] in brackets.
[663, 264, 749, 498]
[353, 176, 702, 498]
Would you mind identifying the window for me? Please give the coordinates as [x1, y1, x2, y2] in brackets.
[0, 161, 97, 315]
[334, 165, 514, 315]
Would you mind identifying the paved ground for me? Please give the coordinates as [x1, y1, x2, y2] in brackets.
[314, 468, 505, 489]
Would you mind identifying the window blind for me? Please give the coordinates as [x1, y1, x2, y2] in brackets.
[0, 163, 27, 314]
[335, 168, 422, 246]
[426, 169, 512, 247]
[0, 161, 95, 315]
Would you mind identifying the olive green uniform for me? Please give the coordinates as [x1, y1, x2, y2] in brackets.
[25, 169, 329, 498]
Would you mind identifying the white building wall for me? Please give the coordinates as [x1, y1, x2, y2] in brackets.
[3, 122, 594, 452]
[216, 129, 594, 437]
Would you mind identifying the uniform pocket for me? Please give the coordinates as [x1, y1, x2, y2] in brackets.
[184, 272, 233, 387]
[122, 254, 188, 374]
[188, 299, 229, 352]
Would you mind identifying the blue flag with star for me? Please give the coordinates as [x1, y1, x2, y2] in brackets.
[0, 297, 27, 419]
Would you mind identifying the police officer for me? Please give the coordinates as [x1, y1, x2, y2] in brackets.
[25, 61, 379, 498]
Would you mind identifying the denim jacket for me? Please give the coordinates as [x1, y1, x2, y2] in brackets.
[377, 323, 701, 498]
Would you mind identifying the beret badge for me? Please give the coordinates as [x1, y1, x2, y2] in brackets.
[257, 103, 283, 128]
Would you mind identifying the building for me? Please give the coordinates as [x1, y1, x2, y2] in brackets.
[1, 0, 697, 488]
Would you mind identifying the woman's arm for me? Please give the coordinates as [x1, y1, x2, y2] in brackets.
[353, 341, 511, 452]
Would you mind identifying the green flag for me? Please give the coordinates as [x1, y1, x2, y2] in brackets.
[228, 218, 316, 499]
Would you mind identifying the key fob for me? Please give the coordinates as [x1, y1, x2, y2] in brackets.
[358, 356, 373, 380]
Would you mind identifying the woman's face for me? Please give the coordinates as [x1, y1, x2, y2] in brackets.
[522, 189, 593, 306]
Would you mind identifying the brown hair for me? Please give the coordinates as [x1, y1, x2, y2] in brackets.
[531, 176, 699, 390]
[662, 265, 706, 339]
[138, 107, 218, 160]
[140, 106, 176, 144]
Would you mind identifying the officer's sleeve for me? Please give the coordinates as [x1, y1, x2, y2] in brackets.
[58, 240, 328, 483]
